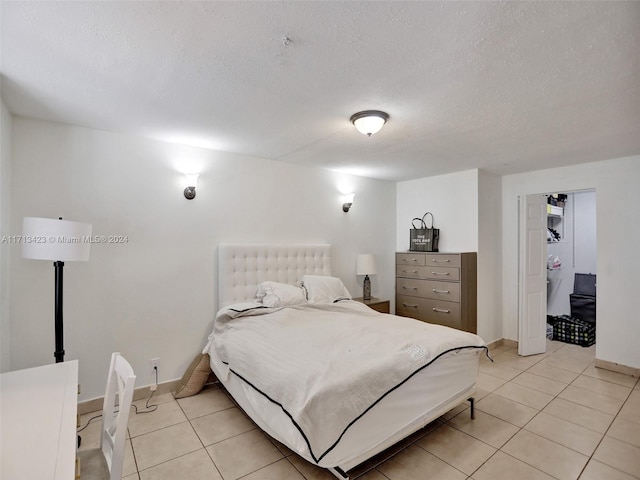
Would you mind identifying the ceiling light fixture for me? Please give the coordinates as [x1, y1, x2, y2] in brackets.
[350, 110, 389, 137]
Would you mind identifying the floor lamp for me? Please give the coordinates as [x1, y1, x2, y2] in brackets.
[22, 217, 92, 363]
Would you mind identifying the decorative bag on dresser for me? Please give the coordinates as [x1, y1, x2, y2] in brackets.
[409, 212, 440, 252]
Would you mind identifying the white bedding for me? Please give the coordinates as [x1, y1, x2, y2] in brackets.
[204, 299, 487, 465]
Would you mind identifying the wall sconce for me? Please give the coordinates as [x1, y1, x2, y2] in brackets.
[350, 110, 389, 137]
[184, 173, 199, 200]
[342, 193, 355, 212]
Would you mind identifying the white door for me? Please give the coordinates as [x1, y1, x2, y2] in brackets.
[518, 194, 548, 356]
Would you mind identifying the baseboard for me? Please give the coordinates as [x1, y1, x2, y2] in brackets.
[595, 359, 640, 378]
[485, 338, 518, 351]
[78, 379, 181, 415]
[487, 338, 638, 378]
[485, 338, 504, 351]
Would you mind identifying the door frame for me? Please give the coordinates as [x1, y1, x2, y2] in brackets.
[517, 188, 598, 356]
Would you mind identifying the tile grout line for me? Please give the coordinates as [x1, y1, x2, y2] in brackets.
[499, 346, 586, 480]
[126, 425, 141, 480]
[175, 395, 218, 479]
[574, 378, 640, 480]
[490, 342, 639, 480]
[470, 343, 590, 479]
[512, 362, 592, 479]
[465, 350, 558, 480]
[182, 395, 256, 480]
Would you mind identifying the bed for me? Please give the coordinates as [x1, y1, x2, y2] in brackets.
[203, 244, 487, 479]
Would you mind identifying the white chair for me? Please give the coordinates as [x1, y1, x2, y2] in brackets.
[78, 353, 136, 480]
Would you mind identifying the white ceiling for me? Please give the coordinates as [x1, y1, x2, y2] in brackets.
[1, 1, 639, 182]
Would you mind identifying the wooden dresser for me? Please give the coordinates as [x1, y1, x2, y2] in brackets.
[396, 252, 477, 333]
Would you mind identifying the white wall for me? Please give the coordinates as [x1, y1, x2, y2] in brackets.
[0, 99, 12, 372]
[502, 157, 640, 369]
[8, 117, 397, 400]
[477, 170, 503, 343]
[574, 190, 597, 274]
[396, 170, 478, 253]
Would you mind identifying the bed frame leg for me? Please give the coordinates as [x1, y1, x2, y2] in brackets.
[468, 397, 475, 419]
[329, 466, 349, 479]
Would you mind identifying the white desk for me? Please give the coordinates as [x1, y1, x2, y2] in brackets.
[1, 360, 78, 480]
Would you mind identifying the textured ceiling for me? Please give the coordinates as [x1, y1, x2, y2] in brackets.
[1, 1, 639, 181]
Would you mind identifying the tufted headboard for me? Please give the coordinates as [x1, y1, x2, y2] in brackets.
[217, 244, 332, 307]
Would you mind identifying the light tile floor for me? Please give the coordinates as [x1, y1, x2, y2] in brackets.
[77, 340, 640, 479]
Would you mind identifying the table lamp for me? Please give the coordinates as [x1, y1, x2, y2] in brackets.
[22, 217, 92, 363]
[356, 254, 377, 301]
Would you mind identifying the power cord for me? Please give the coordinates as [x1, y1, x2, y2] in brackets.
[133, 365, 159, 414]
[77, 413, 102, 433]
[77, 366, 159, 432]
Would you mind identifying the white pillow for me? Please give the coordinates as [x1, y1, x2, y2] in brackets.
[256, 281, 307, 308]
[302, 275, 351, 303]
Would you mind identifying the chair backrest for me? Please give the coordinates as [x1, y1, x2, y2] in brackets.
[100, 352, 136, 480]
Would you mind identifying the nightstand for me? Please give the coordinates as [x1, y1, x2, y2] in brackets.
[353, 297, 390, 314]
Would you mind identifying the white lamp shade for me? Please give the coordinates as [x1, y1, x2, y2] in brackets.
[184, 173, 199, 187]
[22, 217, 92, 261]
[353, 116, 386, 136]
[356, 254, 377, 276]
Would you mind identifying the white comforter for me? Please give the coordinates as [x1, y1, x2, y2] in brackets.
[204, 300, 486, 463]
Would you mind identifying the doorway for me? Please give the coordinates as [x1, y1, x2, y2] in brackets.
[518, 189, 597, 356]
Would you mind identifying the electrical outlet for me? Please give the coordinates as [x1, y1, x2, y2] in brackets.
[151, 357, 159, 386]
[150, 358, 160, 392]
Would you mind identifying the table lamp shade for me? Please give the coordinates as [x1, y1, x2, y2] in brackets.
[22, 217, 92, 261]
[356, 254, 377, 276]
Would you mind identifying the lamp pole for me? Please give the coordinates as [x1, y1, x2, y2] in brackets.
[54, 261, 65, 363]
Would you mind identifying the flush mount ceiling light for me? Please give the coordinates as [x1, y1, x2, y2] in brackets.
[350, 110, 389, 137]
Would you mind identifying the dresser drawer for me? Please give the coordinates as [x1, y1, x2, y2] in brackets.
[396, 253, 426, 266]
[396, 295, 462, 330]
[425, 254, 460, 268]
[396, 278, 461, 302]
[396, 265, 460, 281]
[423, 266, 460, 281]
[396, 265, 425, 279]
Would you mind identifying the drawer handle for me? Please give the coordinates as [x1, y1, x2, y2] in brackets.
[402, 303, 419, 308]
[432, 259, 450, 263]
[403, 286, 418, 290]
[431, 271, 450, 276]
[432, 289, 450, 294]
[402, 270, 419, 274]
[432, 307, 450, 313]
[401, 258, 419, 263]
